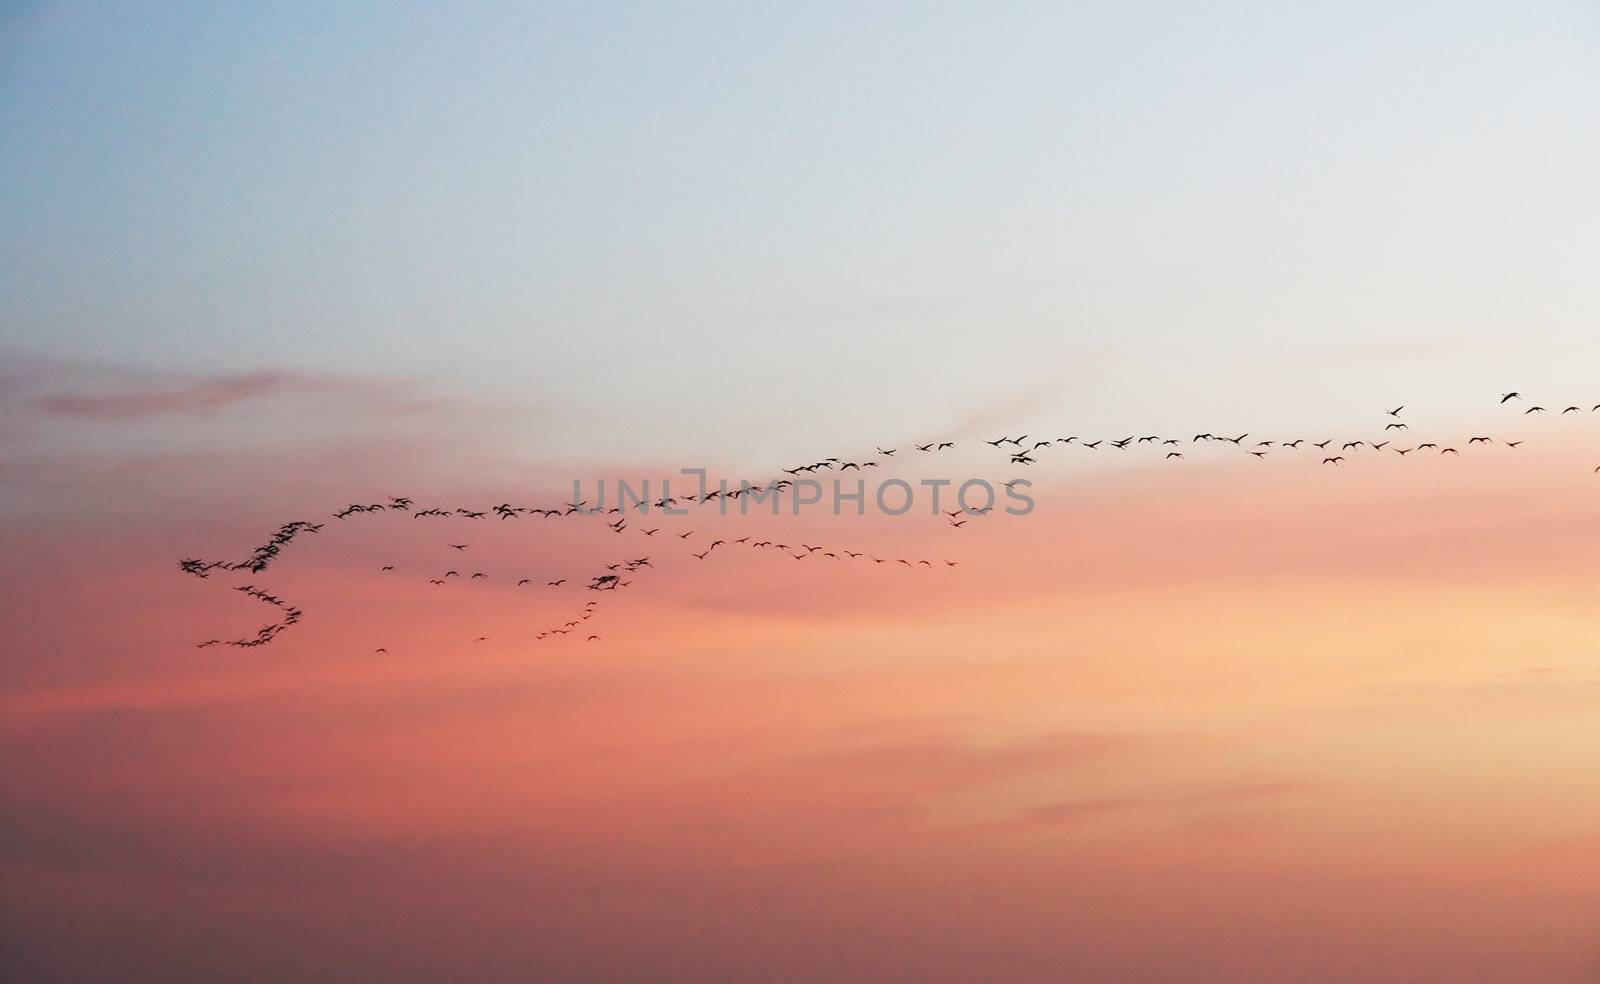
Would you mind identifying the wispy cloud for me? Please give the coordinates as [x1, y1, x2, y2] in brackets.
[34, 371, 325, 419]
[0, 353, 492, 427]
[965, 780, 1317, 835]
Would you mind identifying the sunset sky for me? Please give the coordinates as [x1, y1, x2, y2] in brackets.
[5, 3, 1600, 981]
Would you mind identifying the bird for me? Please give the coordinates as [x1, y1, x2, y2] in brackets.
[185, 384, 1600, 656]
[587, 635, 601, 642]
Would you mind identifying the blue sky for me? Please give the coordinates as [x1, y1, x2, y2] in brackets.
[3, 1, 1598, 464]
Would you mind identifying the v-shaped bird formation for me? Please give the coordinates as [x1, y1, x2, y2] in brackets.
[180, 391, 1600, 652]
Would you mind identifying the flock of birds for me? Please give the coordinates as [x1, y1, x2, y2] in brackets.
[181, 392, 1600, 652]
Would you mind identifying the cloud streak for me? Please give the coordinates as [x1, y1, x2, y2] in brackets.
[34, 371, 326, 419]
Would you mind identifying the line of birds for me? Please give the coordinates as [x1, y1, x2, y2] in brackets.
[182, 391, 1600, 651]
[183, 482, 971, 648]
[193, 584, 304, 649]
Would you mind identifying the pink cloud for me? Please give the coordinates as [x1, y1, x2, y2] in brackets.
[34, 371, 320, 419]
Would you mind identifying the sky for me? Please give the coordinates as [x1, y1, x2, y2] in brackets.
[4, 2, 1600, 981]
